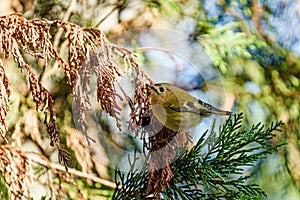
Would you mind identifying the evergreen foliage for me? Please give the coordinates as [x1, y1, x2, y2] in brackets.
[196, 22, 266, 74]
[113, 113, 283, 199]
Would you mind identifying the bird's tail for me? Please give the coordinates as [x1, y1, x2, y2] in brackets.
[208, 106, 232, 115]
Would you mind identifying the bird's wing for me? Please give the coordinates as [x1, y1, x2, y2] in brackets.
[170, 98, 231, 116]
[169, 98, 205, 115]
[167, 101, 182, 112]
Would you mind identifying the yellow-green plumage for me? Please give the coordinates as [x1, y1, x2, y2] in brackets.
[148, 83, 232, 131]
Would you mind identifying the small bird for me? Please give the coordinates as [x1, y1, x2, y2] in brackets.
[147, 83, 232, 131]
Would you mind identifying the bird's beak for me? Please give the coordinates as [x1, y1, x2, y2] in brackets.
[146, 83, 158, 94]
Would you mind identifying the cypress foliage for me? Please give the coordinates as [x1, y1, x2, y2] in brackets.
[113, 113, 283, 199]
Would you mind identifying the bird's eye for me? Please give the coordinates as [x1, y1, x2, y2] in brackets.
[159, 87, 165, 92]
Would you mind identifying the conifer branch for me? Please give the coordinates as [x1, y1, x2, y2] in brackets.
[113, 113, 283, 199]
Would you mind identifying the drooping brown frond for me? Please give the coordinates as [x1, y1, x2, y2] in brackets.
[86, 28, 126, 130]
[0, 14, 77, 86]
[59, 26, 125, 137]
[0, 15, 75, 165]
[70, 27, 151, 132]
[71, 58, 95, 144]
[147, 166, 173, 199]
[146, 126, 179, 199]
[0, 60, 10, 144]
[0, 145, 32, 200]
[96, 70, 123, 129]
[5, 31, 71, 166]
[129, 83, 152, 134]
[125, 55, 153, 136]
[92, 33, 154, 133]
[54, 20, 89, 71]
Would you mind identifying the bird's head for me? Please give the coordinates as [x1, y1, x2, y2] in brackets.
[146, 83, 173, 105]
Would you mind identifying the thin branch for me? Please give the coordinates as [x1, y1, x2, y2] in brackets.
[53, 0, 77, 49]
[94, 1, 126, 28]
[26, 152, 117, 189]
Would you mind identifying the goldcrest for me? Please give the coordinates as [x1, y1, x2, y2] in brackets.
[147, 83, 232, 131]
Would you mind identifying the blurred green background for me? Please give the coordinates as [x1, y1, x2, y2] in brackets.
[0, 0, 299, 199]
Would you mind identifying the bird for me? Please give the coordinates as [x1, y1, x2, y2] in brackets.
[146, 83, 232, 131]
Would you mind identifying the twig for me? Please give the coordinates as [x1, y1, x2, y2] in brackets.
[26, 152, 117, 189]
[53, 0, 77, 49]
[94, 1, 126, 28]
[137, 47, 184, 72]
